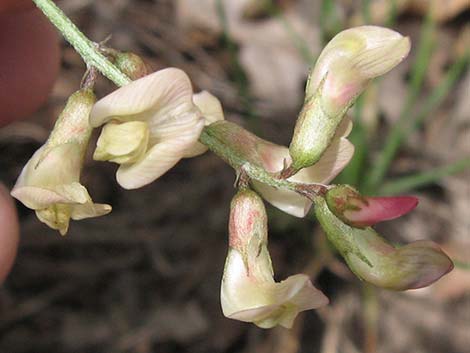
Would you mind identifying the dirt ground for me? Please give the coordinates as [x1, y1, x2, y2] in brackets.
[0, 1, 469, 353]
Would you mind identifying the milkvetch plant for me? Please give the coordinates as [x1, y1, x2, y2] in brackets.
[12, 0, 455, 329]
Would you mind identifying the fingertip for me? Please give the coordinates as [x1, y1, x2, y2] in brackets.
[0, 183, 20, 283]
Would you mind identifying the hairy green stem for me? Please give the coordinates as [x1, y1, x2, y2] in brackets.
[33, 0, 131, 87]
[199, 129, 327, 197]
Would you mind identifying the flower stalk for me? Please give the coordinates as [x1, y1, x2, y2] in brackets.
[32, 0, 130, 86]
[199, 127, 328, 199]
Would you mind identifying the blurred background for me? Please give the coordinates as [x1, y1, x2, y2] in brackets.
[0, 0, 469, 352]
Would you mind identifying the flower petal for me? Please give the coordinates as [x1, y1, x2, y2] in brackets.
[221, 249, 327, 328]
[193, 90, 225, 124]
[307, 26, 411, 95]
[89, 68, 195, 127]
[13, 143, 82, 190]
[116, 118, 205, 189]
[343, 195, 419, 227]
[11, 183, 89, 210]
[93, 121, 150, 164]
[71, 201, 112, 220]
[184, 90, 225, 158]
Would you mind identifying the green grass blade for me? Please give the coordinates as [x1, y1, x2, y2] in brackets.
[216, 0, 259, 131]
[364, 8, 437, 193]
[320, 0, 343, 44]
[379, 158, 470, 195]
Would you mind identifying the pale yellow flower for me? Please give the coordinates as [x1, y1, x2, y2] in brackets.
[11, 89, 111, 235]
[90, 68, 214, 189]
[221, 189, 328, 328]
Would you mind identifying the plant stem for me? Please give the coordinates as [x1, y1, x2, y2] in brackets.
[33, 0, 131, 87]
[199, 129, 327, 197]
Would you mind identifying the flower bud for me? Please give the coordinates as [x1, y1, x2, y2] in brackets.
[11, 89, 111, 235]
[314, 196, 453, 290]
[289, 26, 410, 171]
[326, 185, 418, 228]
[114, 52, 149, 80]
[221, 189, 328, 328]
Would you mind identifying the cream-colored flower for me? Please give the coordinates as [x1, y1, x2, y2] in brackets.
[306, 26, 411, 115]
[221, 189, 328, 328]
[90, 68, 208, 189]
[253, 116, 354, 217]
[289, 26, 410, 171]
[11, 89, 111, 235]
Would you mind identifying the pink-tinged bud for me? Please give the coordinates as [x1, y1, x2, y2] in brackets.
[289, 26, 410, 171]
[221, 189, 328, 328]
[326, 185, 418, 228]
[314, 196, 453, 290]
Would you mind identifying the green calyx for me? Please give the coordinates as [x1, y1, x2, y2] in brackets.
[288, 79, 353, 172]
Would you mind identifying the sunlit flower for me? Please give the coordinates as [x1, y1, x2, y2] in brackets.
[289, 26, 410, 171]
[221, 189, 328, 328]
[90, 68, 207, 189]
[11, 89, 111, 235]
[326, 185, 419, 228]
[314, 196, 453, 290]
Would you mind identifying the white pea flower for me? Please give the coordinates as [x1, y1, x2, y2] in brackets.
[11, 89, 111, 235]
[90, 68, 213, 189]
[221, 189, 328, 328]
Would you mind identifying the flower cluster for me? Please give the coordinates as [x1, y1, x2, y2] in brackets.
[11, 25, 454, 329]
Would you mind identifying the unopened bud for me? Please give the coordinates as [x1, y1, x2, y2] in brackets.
[289, 26, 410, 171]
[114, 52, 149, 80]
[314, 196, 453, 290]
[326, 185, 418, 228]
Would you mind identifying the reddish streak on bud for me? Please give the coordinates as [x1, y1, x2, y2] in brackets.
[229, 192, 262, 250]
[344, 196, 419, 228]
